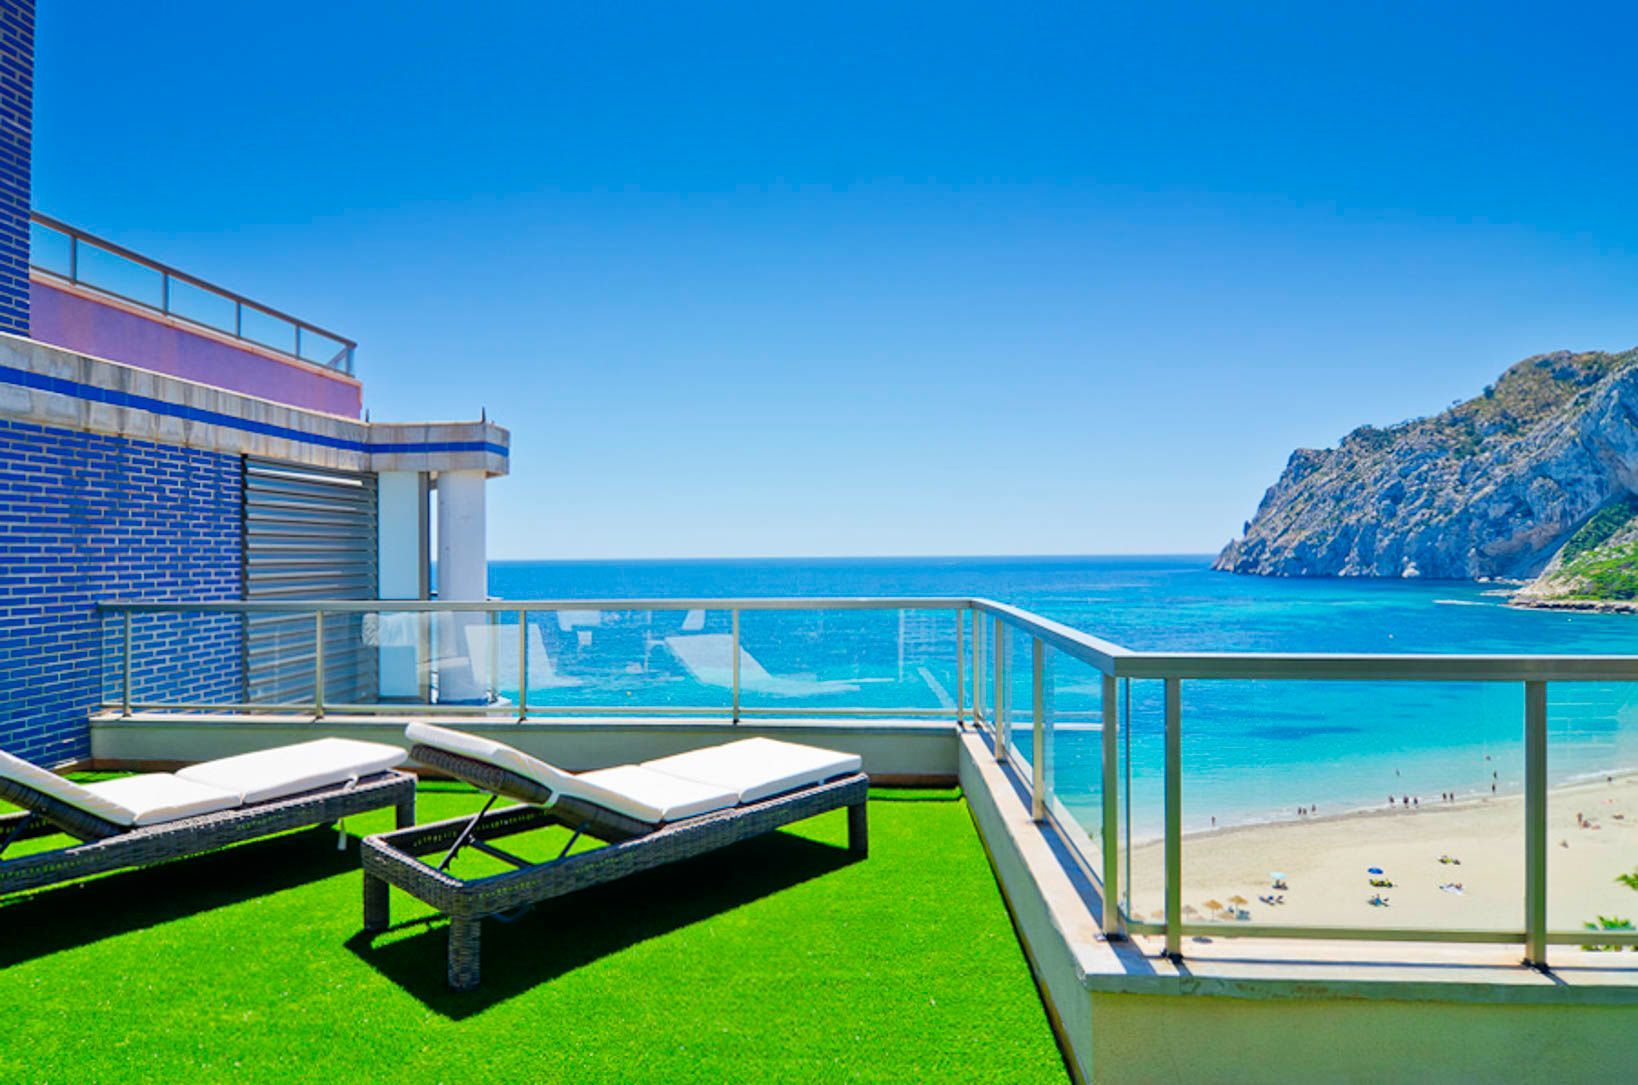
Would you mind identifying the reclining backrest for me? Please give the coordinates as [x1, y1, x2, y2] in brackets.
[405, 723, 576, 803]
[0, 749, 129, 840]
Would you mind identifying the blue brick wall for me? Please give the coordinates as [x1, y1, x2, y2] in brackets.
[0, 417, 242, 765]
[0, 1, 30, 335]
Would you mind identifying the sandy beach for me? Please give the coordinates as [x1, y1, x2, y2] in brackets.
[1126, 773, 1638, 937]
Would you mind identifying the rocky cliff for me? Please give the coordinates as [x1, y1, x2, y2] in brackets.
[1215, 347, 1638, 584]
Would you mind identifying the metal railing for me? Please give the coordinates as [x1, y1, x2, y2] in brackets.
[29, 212, 357, 374]
[95, 594, 1638, 968]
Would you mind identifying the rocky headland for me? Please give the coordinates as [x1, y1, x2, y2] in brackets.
[1214, 347, 1638, 606]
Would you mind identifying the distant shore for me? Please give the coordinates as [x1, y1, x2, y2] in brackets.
[1125, 772, 1638, 933]
[1507, 595, 1638, 614]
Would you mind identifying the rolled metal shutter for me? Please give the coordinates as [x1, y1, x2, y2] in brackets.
[243, 458, 378, 705]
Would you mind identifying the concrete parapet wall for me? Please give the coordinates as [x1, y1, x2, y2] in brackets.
[88, 714, 959, 783]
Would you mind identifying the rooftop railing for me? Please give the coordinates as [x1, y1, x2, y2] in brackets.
[95, 595, 1638, 969]
[29, 212, 357, 374]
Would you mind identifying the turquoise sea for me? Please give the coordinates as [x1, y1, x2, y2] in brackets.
[486, 555, 1638, 838]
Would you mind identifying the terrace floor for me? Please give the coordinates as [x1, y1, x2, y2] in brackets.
[0, 782, 1067, 1083]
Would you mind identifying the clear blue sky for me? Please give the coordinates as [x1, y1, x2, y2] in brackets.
[35, 2, 1638, 559]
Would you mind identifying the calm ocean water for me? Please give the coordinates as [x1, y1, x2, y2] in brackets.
[485, 555, 1638, 836]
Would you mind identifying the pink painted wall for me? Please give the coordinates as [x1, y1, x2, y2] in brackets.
[29, 279, 363, 418]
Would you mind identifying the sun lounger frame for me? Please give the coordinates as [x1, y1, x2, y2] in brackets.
[0, 770, 417, 897]
[361, 744, 869, 990]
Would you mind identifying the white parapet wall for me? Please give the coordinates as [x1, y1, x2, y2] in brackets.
[89, 715, 960, 785]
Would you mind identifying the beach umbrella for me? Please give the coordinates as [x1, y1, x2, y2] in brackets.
[1367, 867, 1384, 875]
[1269, 872, 1286, 881]
[1228, 894, 1248, 906]
[1182, 904, 1200, 917]
[1203, 898, 1225, 915]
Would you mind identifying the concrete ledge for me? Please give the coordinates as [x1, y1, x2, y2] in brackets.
[0, 334, 509, 475]
[958, 731, 1638, 1083]
[89, 713, 958, 782]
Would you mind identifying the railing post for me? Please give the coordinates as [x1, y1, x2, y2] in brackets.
[993, 617, 1008, 762]
[295, 325, 303, 360]
[971, 607, 983, 726]
[68, 235, 77, 283]
[487, 610, 499, 704]
[235, 301, 242, 338]
[1101, 672, 1121, 936]
[1163, 676, 1182, 961]
[1031, 637, 1046, 820]
[1524, 679, 1548, 969]
[161, 272, 170, 315]
[121, 609, 133, 717]
[731, 608, 741, 723]
[956, 608, 966, 727]
[313, 610, 326, 720]
[517, 609, 529, 721]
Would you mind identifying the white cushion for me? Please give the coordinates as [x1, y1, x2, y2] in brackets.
[0, 748, 136, 827]
[571, 765, 736, 823]
[81, 774, 240, 827]
[403, 724, 736, 823]
[643, 738, 862, 803]
[177, 738, 407, 805]
[405, 722, 576, 793]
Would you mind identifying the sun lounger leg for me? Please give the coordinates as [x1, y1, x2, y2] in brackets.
[449, 917, 482, 991]
[363, 873, 390, 931]
[848, 799, 868, 857]
[395, 793, 416, 830]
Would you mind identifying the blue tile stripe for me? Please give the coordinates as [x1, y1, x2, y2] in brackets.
[0, 362, 508, 458]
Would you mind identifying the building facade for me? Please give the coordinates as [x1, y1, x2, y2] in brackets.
[0, 0, 508, 765]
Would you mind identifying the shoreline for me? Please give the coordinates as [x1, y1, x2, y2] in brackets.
[1507, 595, 1638, 614]
[1150, 765, 1638, 848]
[1122, 772, 1638, 932]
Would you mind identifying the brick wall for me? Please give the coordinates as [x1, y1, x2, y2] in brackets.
[0, 417, 242, 764]
[0, 1, 30, 335]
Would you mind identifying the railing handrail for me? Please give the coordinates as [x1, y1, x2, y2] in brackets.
[30, 211, 357, 372]
[95, 596, 974, 614]
[96, 594, 1638, 682]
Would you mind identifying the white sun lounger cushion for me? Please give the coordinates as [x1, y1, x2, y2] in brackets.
[405, 723, 578, 793]
[81, 774, 241, 827]
[176, 738, 408, 805]
[571, 765, 737, 824]
[0, 748, 143, 827]
[404, 724, 734, 823]
[642, 738, 862, 803]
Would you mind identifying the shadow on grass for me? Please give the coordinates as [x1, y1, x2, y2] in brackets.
[0, 827, 356, 968]
[349, 830, 862, 1018]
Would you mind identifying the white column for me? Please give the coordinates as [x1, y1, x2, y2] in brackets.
[376, 471, 428, 700]
[436, 470, 489, 703]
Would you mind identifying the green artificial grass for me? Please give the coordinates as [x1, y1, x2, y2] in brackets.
[0, 783, 1066, 1083]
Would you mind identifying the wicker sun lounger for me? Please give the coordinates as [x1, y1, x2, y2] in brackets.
[0, 740, 416, 898]
[361, 724, 869, 990]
